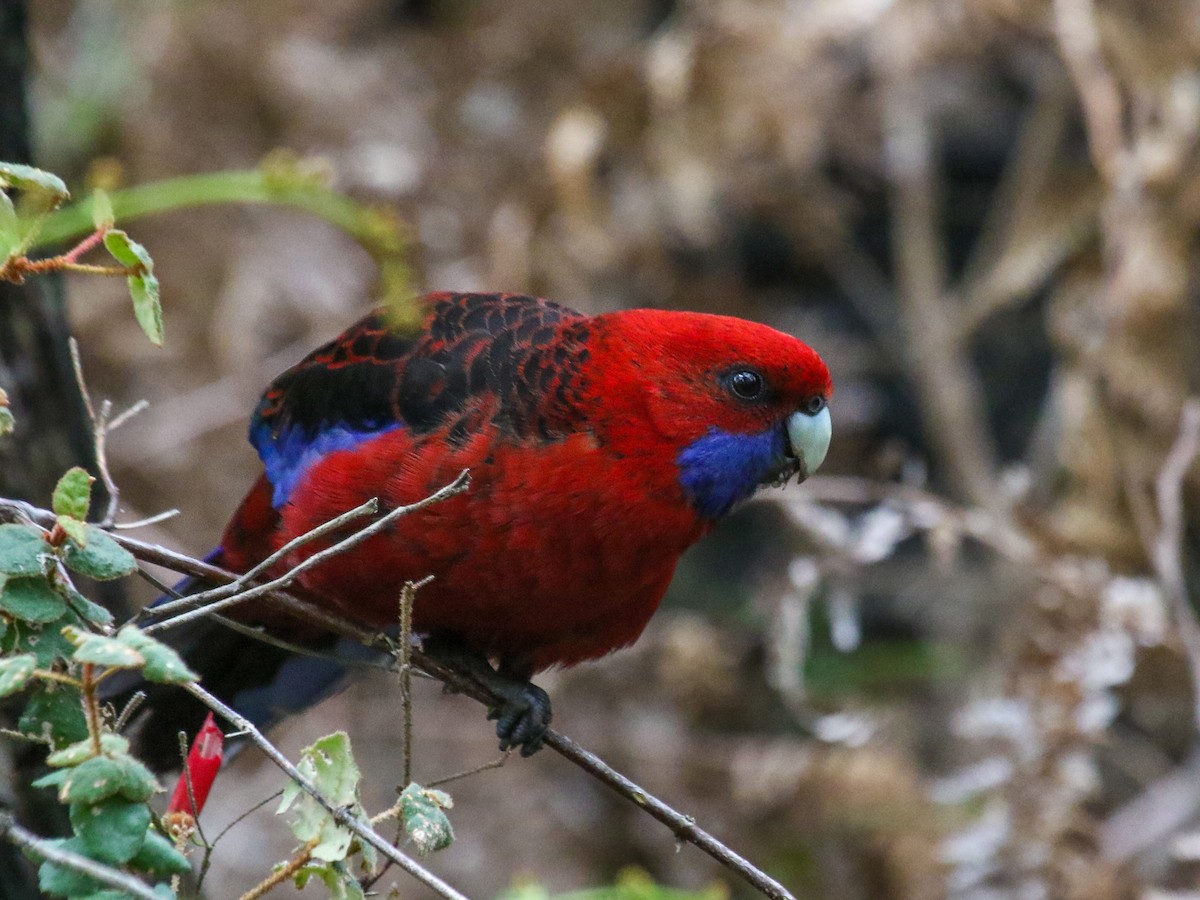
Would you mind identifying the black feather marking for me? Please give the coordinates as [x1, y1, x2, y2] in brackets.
[249, 294, 595, 483]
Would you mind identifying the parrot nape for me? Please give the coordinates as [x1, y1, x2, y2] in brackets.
[120, 292, 832, 769]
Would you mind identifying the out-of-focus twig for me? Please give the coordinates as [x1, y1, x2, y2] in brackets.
[0, 812, 162, 900]
[876, 46, 999, 507]
[1052, 0, 1126, 182]
[1148, 400, 1200, 726]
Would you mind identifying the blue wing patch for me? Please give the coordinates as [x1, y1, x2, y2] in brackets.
[251, 419, 404, 509]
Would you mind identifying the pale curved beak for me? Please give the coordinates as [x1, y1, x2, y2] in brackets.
[786, 405, 831, 480]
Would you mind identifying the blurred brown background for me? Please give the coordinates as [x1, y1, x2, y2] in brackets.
[23, 0, 1200, 897]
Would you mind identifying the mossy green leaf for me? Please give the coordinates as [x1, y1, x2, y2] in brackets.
[52, 467, 93, 520]
[129, 830, 192, 876]
[65, 588, 114, 629]
[69, 798, 150, 864]
[64, 625, 144, 669]
[117, 626, 196, 683]
[37, 838, 103, 898]
[47, 732, 130, 767]
[19, 683, 87, 748]
[0, 576, 67, 624]
[63, 526, 137, 580]
[399, 783, 455, 855]
[0, 652, 36, 696]
[0, 523, 48, 576]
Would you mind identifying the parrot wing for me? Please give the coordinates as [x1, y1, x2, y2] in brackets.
[249, 292, 588, 508]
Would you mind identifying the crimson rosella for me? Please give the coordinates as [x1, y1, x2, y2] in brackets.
[125, 292, 832, 767]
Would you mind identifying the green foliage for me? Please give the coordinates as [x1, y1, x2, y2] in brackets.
[0, 523, 50, 576]
[0, 652, 36, 696]
[398, 783, 455, 855]
[1, 576, 67, 623]
[115, 626, 197, 683]
[52, 468, 94, 521]
[0, 162, 70, 201]
[499, 868, 728, 900]
[103, 230, 162, 346]
[19, 684, 88, 748]
[279, 732, 379, 893]
[63, 626, 144, 669]
[62, 526, 138, 580]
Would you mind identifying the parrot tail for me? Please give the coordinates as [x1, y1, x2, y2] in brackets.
[106, 551, 355, 774]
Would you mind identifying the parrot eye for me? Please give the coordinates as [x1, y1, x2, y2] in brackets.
[727, 369, 765, 401]
[803, 396, 827, 415]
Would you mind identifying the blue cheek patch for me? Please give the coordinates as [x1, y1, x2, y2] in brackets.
[250, 419, 404, 509]
[678, 425, 789, 519]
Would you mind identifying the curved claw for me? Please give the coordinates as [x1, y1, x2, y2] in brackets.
[490, 681, 552, 757]
[422, 635, 553, 756]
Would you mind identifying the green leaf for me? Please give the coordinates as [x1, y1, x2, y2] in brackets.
[0, 576, 67, 623]
[69, 798, 150, 864]
[116, 626, 197, 683]
[64, 625, 145, 669]
[19, 683, 87, 748]
[0, 652, 36, 696]
[129, 830, 192, 876]
[90, 189, 114, 230]
[37, 838, 103, 898]
[56, 515, 89, 548]
[294, 861, 367, 900]
[63, 526, 137, 580]
[56, 756, 125, 804]
[0, 189, 18, 260]
[52, 467, 93, 520]
[3, 609, 84, 667]
[0, 162, 70, 201]
[130, 270, 163, 346]
[65, 588, 114, 629]
[399, 783, 455, 855]
[0, 522, 48, 576]
[0, 405, 13, 437]
[279, 731, 365, 863]
[47, 732, 130, 767]
[105, 229, 163, 346]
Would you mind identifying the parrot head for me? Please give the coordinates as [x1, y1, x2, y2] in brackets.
[583, 308, 833, 519]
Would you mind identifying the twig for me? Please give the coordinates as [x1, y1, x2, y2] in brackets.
[427, 752, 511, 788]
[0, 812, 163, 900]
[184, 682, 470, 900]
[240, 837, 318, 900]
[68, 339, 149, 527]
[876, 48, 999, 507]
[112, 508, 180, 530]
[139, 497, 382, 621]
[1052, 0, 1126, 181]
[139, 471, 470, 633]
[399, 580, 419, 789]
[1148, 400, 1200, 726]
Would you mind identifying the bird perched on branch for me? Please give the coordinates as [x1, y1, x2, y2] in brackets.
[128, 292, 831, 767]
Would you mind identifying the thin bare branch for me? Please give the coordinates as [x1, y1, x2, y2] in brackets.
[140, 471, 470, 633]
[1148, 399, 1200, 726]
[184, 682, 470, 900]
[139, 496, 381, 621]
[112, 508, 181, 530]
[876, 49, 999, 507]
[1052, 0, 1126, 181]
[0, 812, 163, 900]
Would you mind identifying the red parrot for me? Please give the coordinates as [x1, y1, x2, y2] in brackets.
[127, 292, 831, 765]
